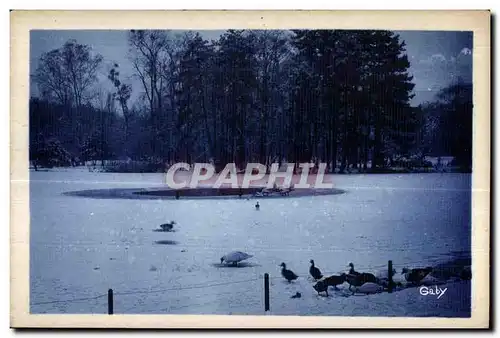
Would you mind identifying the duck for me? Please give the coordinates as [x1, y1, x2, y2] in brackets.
[313, 273, 347, 296]
[348, 262, 361, 276]
[312, 280, 330, 296]
[323, 273, 347, 289]
[291, 292, 302, 299]
[220, 251, 253, 266]
[280, 263, 298, 282]
[255, 201, 260, 210]
[345, 272, 379, 292]
[159, 221, 176, 232]
[401, 267, 433, 285]
[309, 260, 323, 280]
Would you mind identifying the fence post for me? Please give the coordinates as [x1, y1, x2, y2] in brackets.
[388, 260, 393, 293]
[264, 273, 270, 312]
[108, 288, 114, 315]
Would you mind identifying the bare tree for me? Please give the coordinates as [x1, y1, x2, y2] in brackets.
[128, 30, 172, 161]
[33, 39, 103, 149]
[128, 30, 185, 162]
[34, 39, 103, 108]
[61, 40, 104, 108]
[33, 50, 72, 106]
[128, 30, 169, 126]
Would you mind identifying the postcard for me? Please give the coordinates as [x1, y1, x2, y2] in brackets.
[10, 10, 490, 329]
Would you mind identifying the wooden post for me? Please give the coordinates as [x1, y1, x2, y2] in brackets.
[264, 273, 270, 312]
[108, 288, 114, 315]
[388, 260, 393, 293]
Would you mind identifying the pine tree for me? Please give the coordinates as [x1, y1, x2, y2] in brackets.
[436, 80, 473, 171]
[361, 31, 415, 170]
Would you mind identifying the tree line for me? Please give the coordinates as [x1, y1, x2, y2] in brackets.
[30, 30, 472, 173]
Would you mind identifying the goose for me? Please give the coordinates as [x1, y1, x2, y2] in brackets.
[255, 202, 260, 210]
[401, 267, 433, 285]
[345, 272, 379, 292]
[220, 251, 253, 266]
[313, 273, 346, 296]
[159, 221, 176, 232]
[312, 280, 330, 296]
[323, 273, 347, 289]
[309, 260, 323, 280]
[280, 263, 298, 282]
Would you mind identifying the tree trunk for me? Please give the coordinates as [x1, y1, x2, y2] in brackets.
[373, 124, 384, 169]
[363, 133, 369, 171]
[339, 107, 349, 174]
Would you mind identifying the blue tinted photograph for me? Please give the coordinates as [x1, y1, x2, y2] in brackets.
[29, 29, 473, 317]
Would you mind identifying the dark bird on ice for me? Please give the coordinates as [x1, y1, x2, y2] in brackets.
[345, 272, 379, 292]
[313, 274, 347, 297]
[312, 280, 329, 296]
[255, 201, 260, 210]
[323, 274, 347, 289]
[280, 262, 298, 282]
[159, 221, 176, 232]
[309, 259, 323, 280]
[291, 292, 302, 299]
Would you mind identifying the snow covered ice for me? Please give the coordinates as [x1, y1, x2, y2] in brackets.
[29, 169, 471, 317]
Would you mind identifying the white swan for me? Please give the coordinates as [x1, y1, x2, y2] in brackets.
[220, 251, 253, 266]
[354, 282, 384, 294]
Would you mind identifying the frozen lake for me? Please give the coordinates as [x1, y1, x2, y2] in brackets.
[29, 169, 472, 317]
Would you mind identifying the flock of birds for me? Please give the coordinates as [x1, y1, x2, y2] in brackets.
[280, 260, 435, 297]
[218, 251, 439, 297]
[214, 202, 437, 297]
[157, 202, 470, 300]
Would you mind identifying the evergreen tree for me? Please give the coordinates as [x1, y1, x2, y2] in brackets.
[30, 30, 471, 174]
[436, 80, 473, 171]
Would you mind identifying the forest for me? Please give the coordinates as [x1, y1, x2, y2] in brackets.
[29, 29, 473, 173]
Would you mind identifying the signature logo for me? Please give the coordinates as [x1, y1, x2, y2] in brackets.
[419, 285, 447, 299]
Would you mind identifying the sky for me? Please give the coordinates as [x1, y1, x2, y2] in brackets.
[29, 30, 473, 106]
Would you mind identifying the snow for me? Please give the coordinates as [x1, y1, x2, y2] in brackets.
[29, 169, 471, 316]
